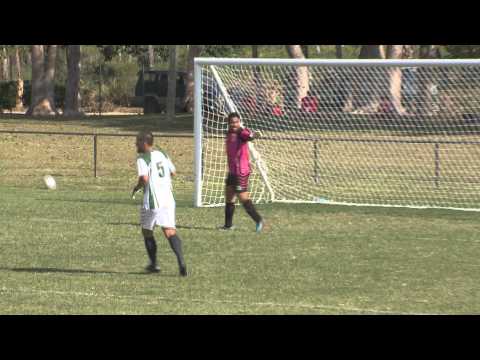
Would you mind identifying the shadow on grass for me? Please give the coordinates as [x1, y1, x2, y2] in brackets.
[37, 198, 137, 205]
[88, 114, 194, 133]
[177, 224, 218, 231]
[0, 114, 194, 133]
[1, 266, 178, 277]
[107, 222, 216, 231]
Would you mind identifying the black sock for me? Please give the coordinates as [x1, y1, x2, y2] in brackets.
[225, 202, 235, 228]
[168, 234, 186, 268]
[242, 200, 262, 223]
[143, 236, 157, 265]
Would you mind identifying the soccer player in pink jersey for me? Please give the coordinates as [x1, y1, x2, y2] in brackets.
[221, 112, 264, 232]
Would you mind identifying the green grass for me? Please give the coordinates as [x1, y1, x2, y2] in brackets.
[1, 115, 480, 314]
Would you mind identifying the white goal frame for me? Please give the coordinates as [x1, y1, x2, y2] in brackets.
[194, 57, 480, 211]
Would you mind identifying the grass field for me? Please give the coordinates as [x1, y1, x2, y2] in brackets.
[1, 114, 480, 314]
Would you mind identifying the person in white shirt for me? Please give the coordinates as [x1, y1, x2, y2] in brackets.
[132, 131, 187, 276]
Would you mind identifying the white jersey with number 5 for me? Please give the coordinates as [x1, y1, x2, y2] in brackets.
[137, 150, 176, 210]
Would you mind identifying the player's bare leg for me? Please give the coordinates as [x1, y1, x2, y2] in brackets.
[222, 185, 237, 230]
[162, 227, 187, 276]
[142, 228, 160, 272]
[238, 191, 264, 233]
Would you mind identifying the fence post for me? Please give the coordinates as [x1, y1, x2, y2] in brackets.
[434, 142, 440, 188]
[94, 134, 98, 178]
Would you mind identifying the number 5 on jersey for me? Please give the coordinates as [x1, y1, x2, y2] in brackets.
[157, 162, 165, 177]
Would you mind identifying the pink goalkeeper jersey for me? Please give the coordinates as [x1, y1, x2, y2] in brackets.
[226, 128, 252, 176]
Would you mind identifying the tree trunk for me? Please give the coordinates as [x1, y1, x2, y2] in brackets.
[335, 45, 343, 59]
[252, 45, 259, 58]
[359, 45, 386, 59]
[420, 45, 440, 59]
[44, 45, 58, 113]
[402, 45, 415, 59]
[13, 47, 24, 110]
[166, 45, 177, 121]
[302, 45, 309, 58]
[416, 45, 441, 115]
[344, 45, 386, 113]
[9, 53, 15, 80]
[26, 45, 57, 116]
[64, 45, 83, 117]
[148, 45, 154, 69]
[386, 45, 407, 115]
[1, 47, 9, 80]
[286, 45, 309, 108]
[251, 45, 265, 112]
[26, 45, 45, 115]
[183, 45, 203, 113]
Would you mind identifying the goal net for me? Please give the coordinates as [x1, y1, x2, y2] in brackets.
[194, 58, 480, 211]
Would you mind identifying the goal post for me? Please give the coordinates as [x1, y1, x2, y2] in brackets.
[194, 58, 480, 211]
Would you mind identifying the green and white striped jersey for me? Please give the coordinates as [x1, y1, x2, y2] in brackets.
[137, 150, 176, 210]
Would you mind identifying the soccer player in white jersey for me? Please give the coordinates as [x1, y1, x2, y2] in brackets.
[131, 131, 187, 276]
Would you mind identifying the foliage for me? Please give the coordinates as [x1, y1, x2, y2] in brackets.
[0, 81, 17, 110]
[4, 45, 480, 113]
[444, 45, 480, 59]
[97, 45, 169, 65]
[21, 81, 66, 109]
[203, 45, 245, 57]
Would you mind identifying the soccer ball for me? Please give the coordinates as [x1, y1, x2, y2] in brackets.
[43, 175, 57, 190]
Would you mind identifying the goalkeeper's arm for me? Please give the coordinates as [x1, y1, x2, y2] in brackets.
[239, 127, 262, 142]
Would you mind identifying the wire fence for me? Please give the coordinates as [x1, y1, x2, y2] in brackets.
[0, 130, 195, 194]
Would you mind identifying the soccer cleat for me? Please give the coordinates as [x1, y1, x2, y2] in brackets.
[179, 265, 188, 277]
[219, 225, 235, 231]
[256, 220, 264, 233]
[145, 263, 160, 273]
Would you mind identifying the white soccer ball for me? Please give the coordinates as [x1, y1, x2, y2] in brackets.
[43, 175, 57, 190]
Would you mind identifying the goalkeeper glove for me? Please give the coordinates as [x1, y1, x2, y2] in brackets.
[253, 130, 263, 139]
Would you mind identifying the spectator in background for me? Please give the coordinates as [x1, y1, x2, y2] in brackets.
[379, 96, 394, 114]
[301, 90, 319, 113]
[271, 87, 283, 116]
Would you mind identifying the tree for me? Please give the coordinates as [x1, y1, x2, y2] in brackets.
[416, 45, 441, 115]
[444, 45, 480, 58]
[343, 45, 408, 115]
[343, 45, 386, 113]
[402, 45, 416, 59]
[203, 45, 243, 57]
[148, 45, 155, 69]
[335, 45, 343, 59]
[45, 45, 57, 109]
[286, 45, 309, 108]
[1, 47, 9, 80]
[13, 47, 24, 110]
[301, 45, 309, 58]
[26, 45, 59, 116]
[359, 45, 386, 59]
[184, 45, 203, 113]
[167, 45, 177, 121]
[64, 45, 83, 117]
[386, 45, 407, 115]
[420, 45, 440, 59]
[252, 45, 259, 58]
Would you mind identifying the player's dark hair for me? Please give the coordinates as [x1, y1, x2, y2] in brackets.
[137, 131, 154, 146]
[227, 112, 241, 123]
